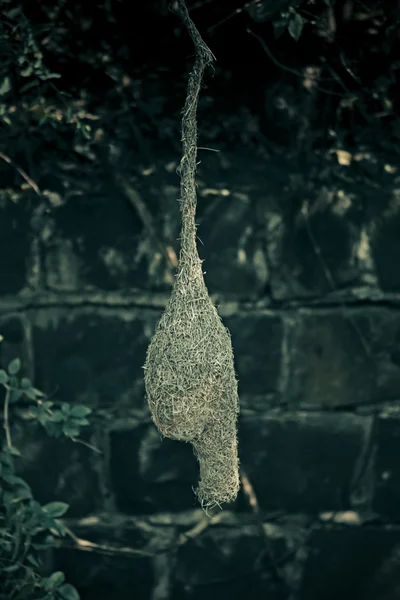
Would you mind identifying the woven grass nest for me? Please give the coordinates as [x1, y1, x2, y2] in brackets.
[143, 0, 239, 509]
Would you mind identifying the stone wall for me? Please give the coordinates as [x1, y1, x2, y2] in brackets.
[1, 148, 400, 599]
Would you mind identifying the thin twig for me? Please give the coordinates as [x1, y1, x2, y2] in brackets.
[70, 437, 102, 453]
[117, 176, 178, 270]
[302, 201, 371, 356]
[241, 469, 288, 586]
[3, 386, 12, 449]
[241, 469, 260, 513]
[177, 512, 223, 546]
[191, 0, 216, 10]
[59, 513, 223, 560]
[59, 526, 153, 558]
[0, 152, 41, 196]
[246, 28, 343, 97]
[208, 0, 262, 33]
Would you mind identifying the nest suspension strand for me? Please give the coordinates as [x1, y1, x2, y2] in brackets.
[143, 0, 240, 508]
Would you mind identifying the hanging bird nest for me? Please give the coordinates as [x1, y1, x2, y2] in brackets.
[143, 0, 240, 509]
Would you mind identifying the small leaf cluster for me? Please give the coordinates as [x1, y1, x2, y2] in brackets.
[273, 7, 304, 41]
[0, 4, 94, 143]
[0, 359, 91, 441]
[1, 357, 91, 600]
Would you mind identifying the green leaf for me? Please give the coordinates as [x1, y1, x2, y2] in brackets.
[4, 7, 21, 18]
[273, 19, 288, 39]
[44, 571, 65, 591]
[8, 358, 21, 375]
[2, 474, 23, 485]
[3, 491, 14, 507]
[9, 388, 23, 403]
[50, 522, 66, 537]
[0, 450, 13, 465]
[9, 375, 18, 387]
[0, 77, 11, 96]
[21, 65, 33, 77]
[29, 405, 40, 417]
[21, 377, 32, 389]
[2, 475, 31, 495]
[41, 72, 62, 80]
[0, 369, 8, 384]
[59, 583, 80, 600]
[62, 425, 79, 438]
[70, 417, 90, 427]
[69, 405, 92, 418]
[50, 411, 65, 423]
[43, 421, 62, 437]
[20, 80, 40, 93]
[288, 12, 304, 41]
[3, 563, 20, 572]
[43, 501, 69, 518]
[26, 553, 41, 568]
[24, 388, 37, 400]
[10, 446, 21, 457]
[32, 538, 53, 550]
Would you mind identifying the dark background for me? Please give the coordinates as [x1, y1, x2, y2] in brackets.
[1, 1, 400, 599]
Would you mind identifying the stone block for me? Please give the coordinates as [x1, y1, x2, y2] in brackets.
[0, 313, 33, 380]
[109, 424, 199, 514]
[239, 412, 372, 513]
[226, 312, 284, 401]
[172, 571, 286, 600]
[373, 411, 400, 519]
[173, 523, 288, 600]
[287, 308, 400, 407]
[265, 181, 383, 300]
[30, 307, 159, 410]
[13, 423, 99, 517]
[41, 190, 176, 292]
[198, 193, 268, 297]
[0, 193, 39, 295]
[51, 520, 160, 600]
[299, 526, 400, 600]
[371, 189, 400, 292]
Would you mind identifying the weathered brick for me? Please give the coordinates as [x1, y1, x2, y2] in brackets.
[173, 524, 288, 600]
[266, 189, 366, 300]
[226, 312, 284, 402]
[13, 424, 100, 517]
[172, 571, 286, 600]
[51, 520, 161, 600]
[371, 191, 400, 292]
[30, 307, 158, 409]
[41, 191, 175, 292]
[299, 526, 400, 600]
[109, 424, 199, 514]
[239, 412, 372, 513]
[0, 194, 38, 295]
[287, 308, 400, 407]
[0, 313, 33, 380]
[263, 172, 397, 301]
[199, 194, 268, 297]
[373, 411, 400, 519]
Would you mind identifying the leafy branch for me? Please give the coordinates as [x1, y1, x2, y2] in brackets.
[0, 356, 95, 600]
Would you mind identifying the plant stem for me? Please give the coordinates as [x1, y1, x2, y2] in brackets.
[3, 386, 12, 449]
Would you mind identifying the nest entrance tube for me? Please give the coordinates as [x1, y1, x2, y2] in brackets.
[143, 0, 240, 509]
